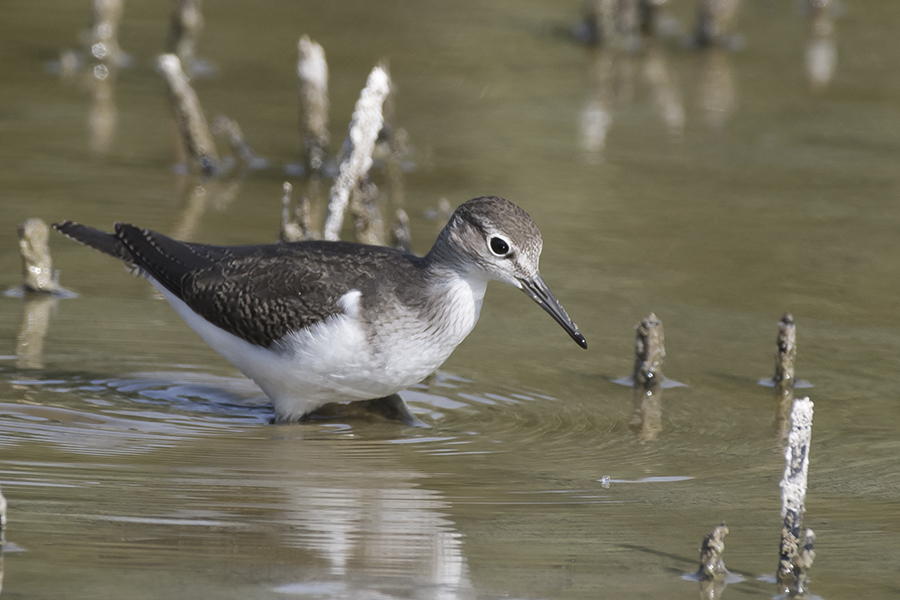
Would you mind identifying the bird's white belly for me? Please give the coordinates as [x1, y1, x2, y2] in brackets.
[149, 276, 483, 422]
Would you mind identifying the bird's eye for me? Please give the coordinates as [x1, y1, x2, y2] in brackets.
[489, 236, 510, 256]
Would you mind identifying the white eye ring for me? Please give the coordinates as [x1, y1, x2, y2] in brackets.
[488, 235, 511, 256]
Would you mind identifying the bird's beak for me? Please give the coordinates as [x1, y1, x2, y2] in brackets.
[518, 274, 587, 349]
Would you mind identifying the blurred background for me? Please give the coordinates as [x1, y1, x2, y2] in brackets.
[1, 1, 899, 598]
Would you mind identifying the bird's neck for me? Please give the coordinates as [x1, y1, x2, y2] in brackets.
[420, 241, 489, 343]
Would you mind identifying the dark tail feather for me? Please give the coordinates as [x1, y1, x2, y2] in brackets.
[113, 223, 211, 299]
[52, 221, 134, 263]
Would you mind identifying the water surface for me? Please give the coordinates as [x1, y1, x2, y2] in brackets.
[2, 0, 900, 598]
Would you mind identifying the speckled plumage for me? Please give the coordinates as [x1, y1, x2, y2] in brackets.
[54, 196, 586, 422]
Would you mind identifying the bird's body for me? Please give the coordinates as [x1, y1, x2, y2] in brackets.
[55, 196, 585, 422]
[147, 241, 486, 421]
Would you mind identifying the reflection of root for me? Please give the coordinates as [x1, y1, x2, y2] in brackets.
[629, 383, 662, 442]
[580, 49, 630, 161]
[579, 99, 612, 160]
[167, 0, 205, 79]
[89, 71, 117, 155]
[642, 48, 684, 135]
[806, 7, 836, 91]
[774, 384, 794, 440]
[699, 577, 727, 600]
[16, 295, 58, 370]
[170, 178, 242, 242]
[697, 48, 736, 131]
[581, 43, 684, 161]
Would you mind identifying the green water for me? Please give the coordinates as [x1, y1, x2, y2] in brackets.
[2, 0, 899, 598]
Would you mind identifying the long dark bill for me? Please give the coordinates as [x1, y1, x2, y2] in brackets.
[519, 274, 587, 349]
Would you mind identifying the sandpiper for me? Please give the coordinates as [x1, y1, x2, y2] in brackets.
[54, 196, 586, 423]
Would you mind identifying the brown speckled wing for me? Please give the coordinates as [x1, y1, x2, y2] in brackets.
[111, 224, 418, 348]
[55, 220, 428, 348]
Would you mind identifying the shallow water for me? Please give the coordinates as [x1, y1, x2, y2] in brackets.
[2, 0, 900, 598]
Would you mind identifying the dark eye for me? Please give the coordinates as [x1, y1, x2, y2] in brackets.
[489, 237, 510, 256]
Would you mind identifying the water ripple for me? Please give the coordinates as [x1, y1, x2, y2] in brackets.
[0, 371, 270, 456]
